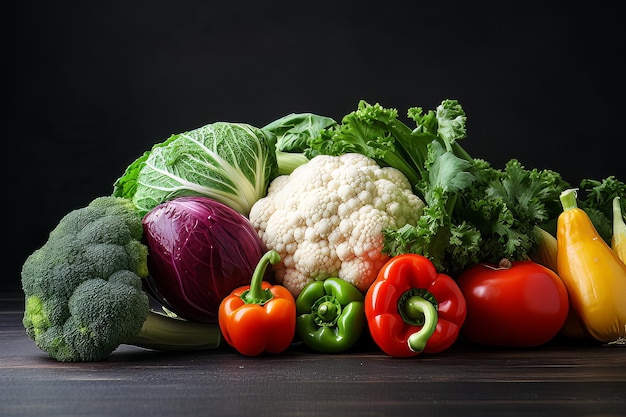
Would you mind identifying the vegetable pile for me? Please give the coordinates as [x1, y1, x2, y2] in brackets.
[21, 98, 626, 362]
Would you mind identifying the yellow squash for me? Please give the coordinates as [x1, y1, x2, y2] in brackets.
[556, 189, 626, 343]
[531, 225, 594, 341]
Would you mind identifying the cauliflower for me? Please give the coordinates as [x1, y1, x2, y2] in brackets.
[248, 153, 425, 297]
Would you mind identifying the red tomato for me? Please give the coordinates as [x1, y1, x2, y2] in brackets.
[456, 260, 569, 348]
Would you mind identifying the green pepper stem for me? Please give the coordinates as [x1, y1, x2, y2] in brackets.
[311, 295, 342, 327]
[242, 250, 281, 305]
[559, 188, 579, 212]
[405, 295, 438, 353]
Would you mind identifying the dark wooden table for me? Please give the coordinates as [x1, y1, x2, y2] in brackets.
[1, 289, 625, 417]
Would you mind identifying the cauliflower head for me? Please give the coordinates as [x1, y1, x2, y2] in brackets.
[248, 153, 424, 297]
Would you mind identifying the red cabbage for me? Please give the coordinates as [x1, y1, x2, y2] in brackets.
[142, 196, 269, 323]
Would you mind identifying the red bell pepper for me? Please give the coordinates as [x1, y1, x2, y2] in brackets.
[365, 253, 467, 357]
[218, 250, 296, 356]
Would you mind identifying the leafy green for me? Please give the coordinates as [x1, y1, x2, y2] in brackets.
[577, 176, 626, 244]
[262, 113, 337, 175]
[263, 112, 337, 153]
[113, 122, 278, 217]
[274, 150, 310, 176]
[306, 99, 573, 275]
[307, 101, 424, 193]
[306, 100, 473, 201]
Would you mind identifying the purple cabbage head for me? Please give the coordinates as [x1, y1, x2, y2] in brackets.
[142, 196, 269, 323]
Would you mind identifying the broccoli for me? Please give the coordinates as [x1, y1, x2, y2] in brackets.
[21, 196, 221, 362]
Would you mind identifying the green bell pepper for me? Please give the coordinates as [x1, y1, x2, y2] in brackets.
[295, 277, 366, 353]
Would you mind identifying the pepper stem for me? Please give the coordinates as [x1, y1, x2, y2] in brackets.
[559, 188, 579, 211]
[405, 296, 438, 353]
[311, 295, 342, 327]
[241, 250, 281, 305]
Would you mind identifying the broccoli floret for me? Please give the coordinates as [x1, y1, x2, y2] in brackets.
[21, 196, 221, 362]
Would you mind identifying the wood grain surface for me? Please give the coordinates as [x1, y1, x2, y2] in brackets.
[1, 291, 624, 417]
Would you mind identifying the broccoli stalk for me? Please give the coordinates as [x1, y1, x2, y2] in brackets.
[130, 309, 221, 352]
[21, 196, 221, 362]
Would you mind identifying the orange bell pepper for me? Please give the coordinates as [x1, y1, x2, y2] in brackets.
[218, 250, 296, 356]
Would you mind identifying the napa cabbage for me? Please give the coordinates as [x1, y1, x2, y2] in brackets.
[113, 122, 279, 217]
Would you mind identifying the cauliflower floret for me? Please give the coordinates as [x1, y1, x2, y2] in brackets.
[249, 153, 424, 297]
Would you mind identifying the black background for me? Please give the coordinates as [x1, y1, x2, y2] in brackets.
[5, 2, 624, 289]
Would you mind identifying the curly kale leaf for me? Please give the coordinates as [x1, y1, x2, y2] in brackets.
[577, 176, 626, 244]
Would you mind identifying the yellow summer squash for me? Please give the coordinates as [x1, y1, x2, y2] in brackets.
[556, 189, 626, 343]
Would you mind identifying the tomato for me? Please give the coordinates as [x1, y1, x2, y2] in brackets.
[456, 260, 569, 348]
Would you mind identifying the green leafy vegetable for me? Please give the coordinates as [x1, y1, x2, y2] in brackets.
[577, 176, 626, 244]
[113, 122, 278, 217]
[262, 112, 338, 175]
[263, 112, 337, 153]
[305, 99, 573, 275]
[307, 101, 424, 192]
